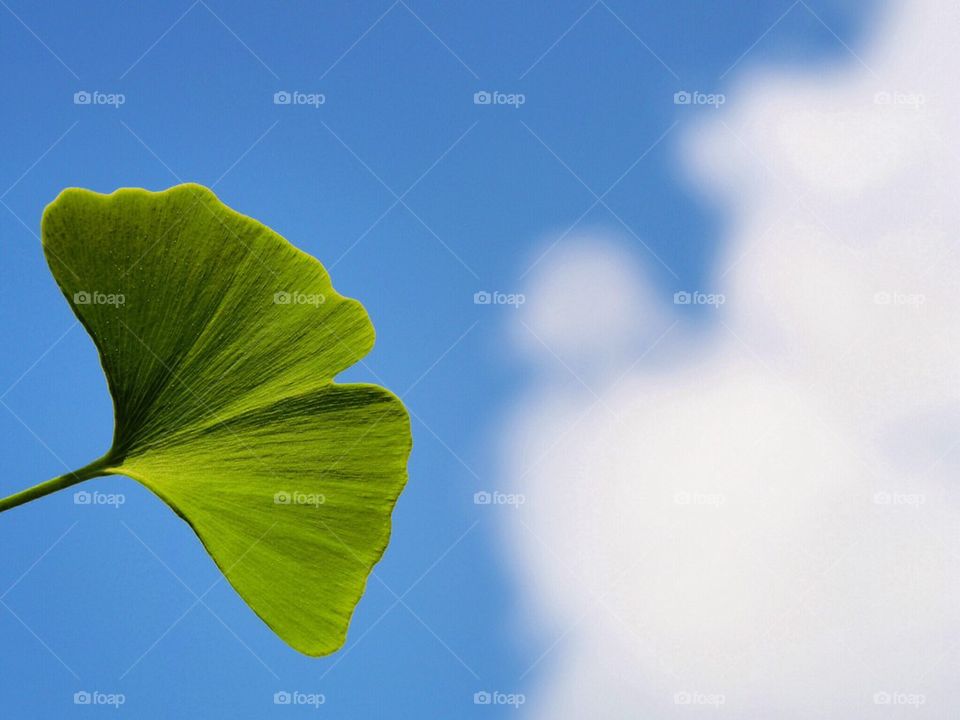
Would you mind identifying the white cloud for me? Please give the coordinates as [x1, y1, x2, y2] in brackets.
[501, 1, 960, 716]
[511, 236, 672, 381]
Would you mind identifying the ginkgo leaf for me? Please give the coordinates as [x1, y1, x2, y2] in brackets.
[0, 184, 412, 656]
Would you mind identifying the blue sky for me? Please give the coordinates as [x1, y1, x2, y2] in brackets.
[0, 1, 882, 717]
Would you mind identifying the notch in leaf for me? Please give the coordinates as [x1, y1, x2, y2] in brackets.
[0, 184, 412, 656]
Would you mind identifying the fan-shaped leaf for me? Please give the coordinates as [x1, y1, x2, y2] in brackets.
[1, 184, 411, 656]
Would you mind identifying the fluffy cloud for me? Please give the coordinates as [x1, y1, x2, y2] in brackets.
[501, 1, 960, 716]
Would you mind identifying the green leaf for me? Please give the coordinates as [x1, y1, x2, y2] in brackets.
[1, 184, 412, 656]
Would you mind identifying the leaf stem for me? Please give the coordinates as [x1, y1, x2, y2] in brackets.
[0, 456, 114, 513]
